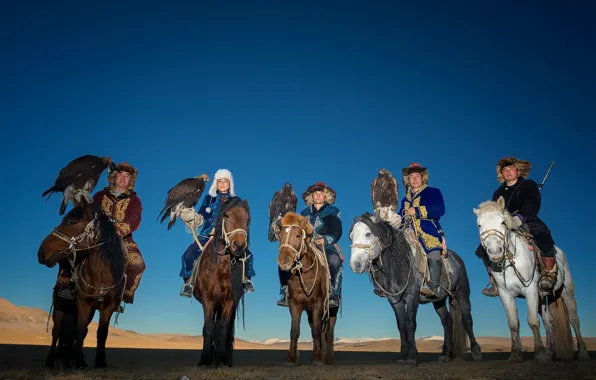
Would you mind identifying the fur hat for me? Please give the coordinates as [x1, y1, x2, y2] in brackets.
[107, 162, 138, 195]
[402, 162, 429, 189]
[496, 157, 532, 182]
[302, 181, 336, 206]
[208, 168, 236, 197]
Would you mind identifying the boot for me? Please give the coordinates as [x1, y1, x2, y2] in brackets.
[277, 286, 289, 307]
[180, 277, 193, 298]
[243, 278, 255, 293]
[481, 268, 499, 297]
[420, 258, 441, 297]
[539, 256, 557, 291]
[329, 294, 340, 308]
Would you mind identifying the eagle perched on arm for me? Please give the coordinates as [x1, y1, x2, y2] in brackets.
[371, 168, 399, 213]
[42, 155, 115, 215]
[157, 174, 210, 230]
[268, 183, 298, 242]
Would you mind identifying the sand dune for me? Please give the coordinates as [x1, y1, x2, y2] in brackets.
[1, 298, 594, 353]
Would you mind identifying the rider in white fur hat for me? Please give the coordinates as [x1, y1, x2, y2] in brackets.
[179, 168, 255, 297]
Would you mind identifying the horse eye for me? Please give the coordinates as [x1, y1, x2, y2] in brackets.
[224, 214, 229, 219]
[68, 219, 78, 225]
[366, 232, 371, 237]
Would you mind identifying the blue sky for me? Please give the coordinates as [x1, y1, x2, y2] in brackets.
[2, 1, 595, 342]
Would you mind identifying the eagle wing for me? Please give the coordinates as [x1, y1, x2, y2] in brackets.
[268, 183, 298, 242]
[158, 174, 209, 230]
[371, 168, 399, 212]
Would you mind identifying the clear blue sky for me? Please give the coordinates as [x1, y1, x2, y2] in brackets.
[2, 1, 594, 342]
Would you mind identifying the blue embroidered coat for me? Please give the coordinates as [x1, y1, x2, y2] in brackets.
[300, 202, 343, 260]
[196, 192, 232, 238]
[398, 185, 445, 254]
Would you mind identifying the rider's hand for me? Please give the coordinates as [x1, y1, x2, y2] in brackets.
[315, 237, 325, 246]
[407, 207, 416, 216]
[511, 215, 523, 229]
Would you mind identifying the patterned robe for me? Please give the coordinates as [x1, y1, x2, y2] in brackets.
[399, 185, 445, 254]
[92, 188, 145, 303]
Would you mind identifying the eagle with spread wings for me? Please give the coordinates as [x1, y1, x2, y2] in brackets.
[371, 168, 399, 213]
[158, 174, 210, 230]
[42, 155, 115, 215]
[268, 182, 298, 242]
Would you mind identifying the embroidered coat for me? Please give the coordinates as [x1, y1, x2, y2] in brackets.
[300, 202, 344, 260]
[399, 185, 445, 254]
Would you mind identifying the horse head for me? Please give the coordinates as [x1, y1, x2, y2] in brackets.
[474, 196, 512, 263]
[217, 197, 250, 257]
[277, 212, 313, 271]
[38, 198, 99, 268]
[348, 212, 387, 274]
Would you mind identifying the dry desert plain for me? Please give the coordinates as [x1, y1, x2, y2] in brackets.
[0, 298, 594, 380]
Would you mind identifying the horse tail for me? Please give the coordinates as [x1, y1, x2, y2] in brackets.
[551, 294, 574, 360]
[450, 296, 468, 360]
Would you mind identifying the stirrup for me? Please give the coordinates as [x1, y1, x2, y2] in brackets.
[481, 283, 499, 297]
[180, 283, 194, 298]
[243, 280, 255, 293]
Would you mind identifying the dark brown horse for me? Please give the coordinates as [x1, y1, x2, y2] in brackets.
[38, 197, 127, 369]
[277, 212, 338, 366]
[193, 196, 251, 368]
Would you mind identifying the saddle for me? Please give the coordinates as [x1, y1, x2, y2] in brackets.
[511, 225, 549, 276]
[402, 227, 453, 290]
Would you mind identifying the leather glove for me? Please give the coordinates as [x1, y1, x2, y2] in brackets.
[377, 206, 402, 229]
[511, 215, 523, 229]
[179, 207, 204, 230]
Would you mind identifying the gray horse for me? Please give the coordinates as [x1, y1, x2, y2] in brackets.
[349, 212, 482, 366]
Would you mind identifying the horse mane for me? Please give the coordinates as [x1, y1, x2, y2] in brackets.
[351, 212, 412, 286]
[476, 200, 513, 226]
[64, 207, 126, 281]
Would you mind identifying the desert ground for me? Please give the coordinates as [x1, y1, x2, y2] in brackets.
[1, 298, 594, 380]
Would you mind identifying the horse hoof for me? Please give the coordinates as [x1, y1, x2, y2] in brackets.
[579, 350, 591, 360]
[95, 361, 108, 369]
[75, 361, 88, 370]
[535, 352, 553, 364]
[312, 361, 323, 367]
[508, 354, 523, 362]
[283, 361, 296, 367]
[472, 352, 483, 362]
[438, 355, 452, 363]
[198, 359, 211, 367]
[405, 359, 418, 367]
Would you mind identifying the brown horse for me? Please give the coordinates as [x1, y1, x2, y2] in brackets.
[38, 197, 127, 369]
[193, 196, 251, 368]
[277, 212, 338, 366]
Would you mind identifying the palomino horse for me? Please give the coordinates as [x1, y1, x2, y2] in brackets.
[349, 212, 482, 366]
[474, 196, 589, 362]
[38, 198, 127, 369]
[277, 212, 338, 366]
[193, 196, 251, 368]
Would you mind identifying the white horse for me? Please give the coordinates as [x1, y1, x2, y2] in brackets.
[474, 196, 589, 362]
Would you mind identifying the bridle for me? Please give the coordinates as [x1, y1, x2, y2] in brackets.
[50, 216, 105, 262]
[279, 224, 307, 262]
[278, 224, 319, 296]
[215, 212, 248, 256]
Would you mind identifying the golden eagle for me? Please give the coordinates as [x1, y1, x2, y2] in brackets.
[42, 155, 115, 215]
[371, 168, 399, 212]
[268, 182, 298, 242]
[158, 174, 210, 230]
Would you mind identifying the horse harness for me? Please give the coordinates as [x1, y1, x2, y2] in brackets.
[51, 216, 126, 302]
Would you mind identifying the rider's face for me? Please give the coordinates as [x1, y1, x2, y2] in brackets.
[408, 173, 423, 190]
[217, 178, 230, 193]
[501, 165, 519, 182]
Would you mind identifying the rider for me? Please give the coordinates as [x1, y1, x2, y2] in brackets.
[475, 157, 557, 297]
[276, 181, 343, 308]
[179, 168, 255, 297]
[398, 163, 446, 298]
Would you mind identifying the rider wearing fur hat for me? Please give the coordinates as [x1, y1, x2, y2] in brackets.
[476, 157, 557, 297]
[179, 168, 255, 297]
[277, 181, 344, 308]
[398, 163, 446, 298]
[55, 162, 146, 313]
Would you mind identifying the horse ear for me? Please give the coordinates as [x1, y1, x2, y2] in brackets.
[473, 208, 480, 216]
[497, 196, 505, 211]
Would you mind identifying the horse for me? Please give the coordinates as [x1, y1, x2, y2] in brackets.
[37, 197, 127, 369]
[349, 212, 482, 366]
[192, 196, 251, 368]
[276, 212, 338, 366]
[474, 196, 590, 362]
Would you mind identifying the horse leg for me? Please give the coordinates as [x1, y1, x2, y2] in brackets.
[286, 300, 303, 365]
[498, 292, 522, 361]
[456, 290, 482, 361]
[560, 286, 589, 359]
[214, 301, 235, 368]
[310, 305, 323, 366]
[404, 295, 420, 366]
[324, 316, 337, 365]
[539, 299, 554, 360]
[45, 309, 62, 368]
[94, 307, 113, 368]
[432, 298, 453, 363]
[199, 302, 216, 367]
[390, 300, 408, 363]
[73, 302, 93, 369]
[525, 289, 550, 363]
